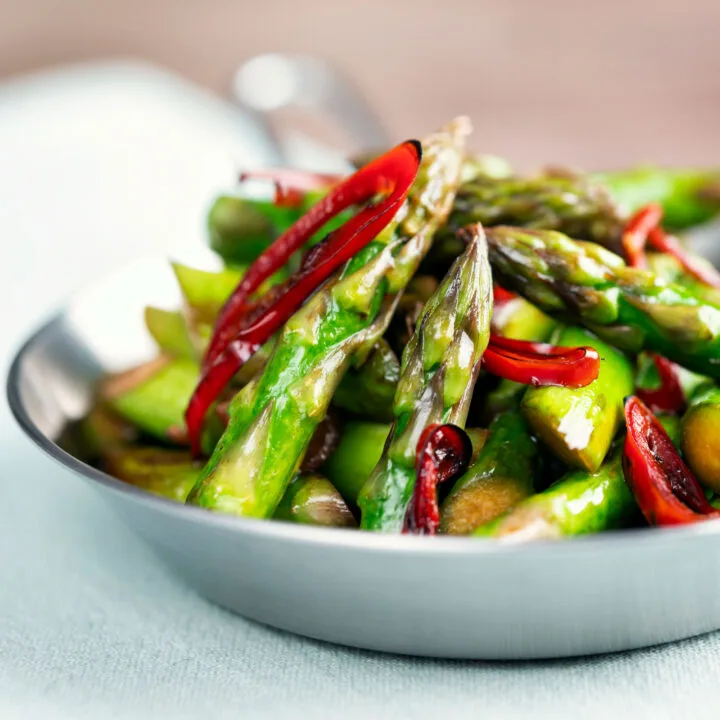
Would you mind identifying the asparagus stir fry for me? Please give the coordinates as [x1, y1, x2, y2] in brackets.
[78, 117, 720, 539]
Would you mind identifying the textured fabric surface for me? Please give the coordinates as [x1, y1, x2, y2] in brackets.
[2, 63, 720, 720]
[2, 441, 720, 720]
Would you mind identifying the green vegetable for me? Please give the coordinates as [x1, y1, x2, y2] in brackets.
[207, 193, 349, 266]
[144, 306, 194, 358]
[274, 474, 356, 527]
[103, 447, 200, 502]
[358, 224, 492, 532]
[172, 263, 244, 317]
[593, 166, 720, 230]
[172, 263, 244, 354]
[103, 356, 199, 444]
[324, 421, 390, 505]
[645, 252, 720, 304]
[657, 413, 682, 448]
[474, 449, 638, 540]
[522, 326, 634, 472]
[426, 170, 625, 279]
[486, 226, 720, 378]
[681, 383, 720, 493]
[80, 404, 138, 457]
[447, 173, 623, 247]
[459, 154, 514, 183]
[187, 118, 471, 518]
[492, 296, 558, 342]
[333, 340, 400, 422]
[208, 196, 295, 265]
[483, 297, 559, 419]
[441, 411, 537, 535]
[323, 421, 488, 507]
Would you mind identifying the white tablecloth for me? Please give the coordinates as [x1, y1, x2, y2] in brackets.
[1, 62, 719, 720]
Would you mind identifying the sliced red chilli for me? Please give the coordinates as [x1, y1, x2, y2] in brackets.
[492, 283, 517, 306]
[482, 334, 600, 388]
[238, 168, 341, 208]
[404, 424, 473, 535]
[622, 396, 720, 526]
[185, 140, 422, 455]
[204, 140, 421, 372]
[621, 203, 663, 269]
[636, 353, 686, 414]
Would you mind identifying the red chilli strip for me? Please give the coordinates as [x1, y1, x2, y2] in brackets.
[482, 333, 600, 388]
[204, 140, 422, 372]
[238, 168, 341, 208]
[404, 424, 473, 535]
[622, 396, 720, 526]
[636, 353, 686, 415]
[648, 226, 720, 289]
[493, 283, 517, 305]
[621, 203, 664, 269]
[185, 141, 423, 456]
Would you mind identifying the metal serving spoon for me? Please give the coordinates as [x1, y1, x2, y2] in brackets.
[229, 52, 389, 167]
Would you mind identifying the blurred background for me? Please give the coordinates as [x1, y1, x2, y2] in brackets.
[1, 0, 719, 169]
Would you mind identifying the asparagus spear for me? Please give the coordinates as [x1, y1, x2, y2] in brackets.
[358, 225, 493, 532]
[492, 296, 557, 342]
[80, 404, 139, 458]
[332, 340, 400, 421]
[208, 196, 294, 265]
[473, 449, 638, 540]
[681, 382, 720, 493]
[486, 227, 720, 378]
[187, 118, 471, 518]
[172, 263, 245, 354]
[103, 356, 199, 444]
[440, 410, 537, 535]
[593, 166, 720, 230]
[646, 252, 720, 304]
[144, 307, 194, 358]
[207, 193, 349, 266]
[443, 173, 624, 251]
[274, 474, 356, 527]
[323, 421, 391, 505]
[103, 446, 201, 502]
[522, 326, 634, 472]
[460, 154, 514, 183]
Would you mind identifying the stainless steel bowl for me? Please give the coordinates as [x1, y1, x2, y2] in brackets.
[8, 255, 720, 660]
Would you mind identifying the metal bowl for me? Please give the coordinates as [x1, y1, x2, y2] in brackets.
[7, 255, 720, 660]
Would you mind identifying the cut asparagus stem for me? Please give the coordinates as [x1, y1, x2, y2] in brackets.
[441, 410, 537, 535]
[473, 449, 638, 540]
[681, 383, 720, 493]
[274, 474, 356, 527]
[103, 356, 199, 445]
[144, 306, 195, 358]
[522, 326, 634, 472]
[103, 446, 201, 502]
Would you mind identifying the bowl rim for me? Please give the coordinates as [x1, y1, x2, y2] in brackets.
[8, 311, 720, 557]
